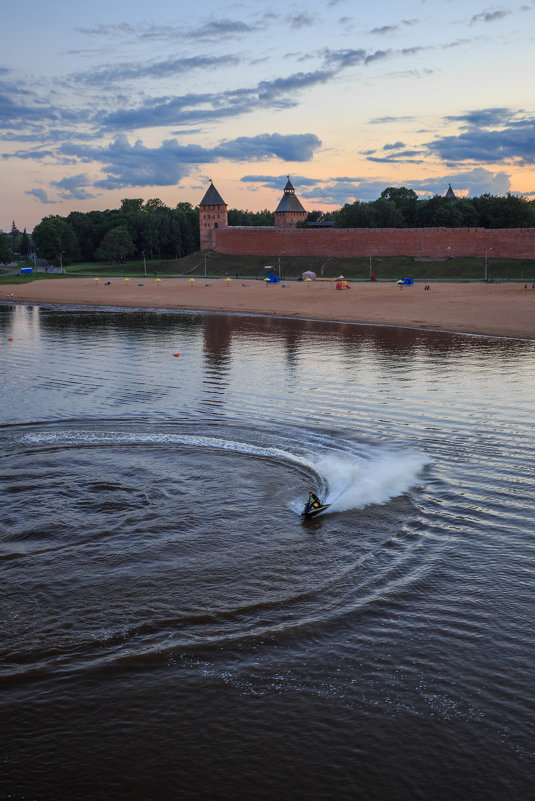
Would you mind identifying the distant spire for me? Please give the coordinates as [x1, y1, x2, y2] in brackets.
[284, 176, 295, 193]
[445, 183, 456, 200]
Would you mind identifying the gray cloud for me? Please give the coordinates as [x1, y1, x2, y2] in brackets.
[470, 10, 511, 24]
[366, 107, 535, 168]
[369, 115, 415, 124]
[243, 168, 514, 206]
[189, 19, 258, 40]
[25, 188, 56, 204]
[72, 55, 241, 87]
[288, 13, 314, 29]
[76, 17, 262, 44]
[410, 168, 511, 197]
[97, 70, 333, 131]
[51, 174, 96, 200]
[366, 151, 426, 163]
[57, 132, 322, 190]
[444, 107, 512, 128]
[370, 25, 398, 35]
[240, 174, 321, 190]
[427, 117, 535, 165]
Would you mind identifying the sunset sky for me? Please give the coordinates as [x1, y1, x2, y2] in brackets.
[2, 0, 535, 231]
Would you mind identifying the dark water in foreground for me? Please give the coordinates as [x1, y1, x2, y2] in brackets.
[1, 304, 534, 801]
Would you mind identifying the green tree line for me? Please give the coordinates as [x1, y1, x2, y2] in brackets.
[2, 188, 535, 266]
[326, 187, 535, 229]
[26, 201, 276, 265]
[28, 198, 200, 266]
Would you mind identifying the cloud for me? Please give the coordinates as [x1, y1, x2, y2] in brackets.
[51, 174, 96, 200]
[72, 55, 241, 87]
[369, 115, 415, 124]
[363, 139, 426, 163]
[96, 70, 333, 131]
[366, 150, 426, 163]
[370, 25, 398, 35]
[76, 17, 262, 43]
[188, 19, 258, 40]
[444, 107, 512, 128]
[241, 168, 514, 207]
[366, 107, 535, 168]
[427, 116, 535, 165]
[215, 133, 321, 162]
[410, 168, 511, 197]
[288, 13, 314, 29]
[470, 10, 511, 24]
[25, 188, 56, 204]
[240, 174, 321, 190]
[58, 132, 322, 190]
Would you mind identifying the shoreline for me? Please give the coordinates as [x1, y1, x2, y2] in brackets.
[2, 278, 535, 340]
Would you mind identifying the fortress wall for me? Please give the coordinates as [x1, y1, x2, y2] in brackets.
[211, 226, 535, 259]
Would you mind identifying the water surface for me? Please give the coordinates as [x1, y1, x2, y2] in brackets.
[1, 304, 534, 800]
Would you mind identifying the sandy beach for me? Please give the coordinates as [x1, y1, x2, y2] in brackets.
[3, 277, 535, 339]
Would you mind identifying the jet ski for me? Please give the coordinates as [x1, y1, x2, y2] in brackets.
[302, 497, 331, 519]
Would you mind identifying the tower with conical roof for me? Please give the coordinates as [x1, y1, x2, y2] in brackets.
[199, 180, 228, 250]
[445, 183, 456, 200]
[274, 177, 307, 228]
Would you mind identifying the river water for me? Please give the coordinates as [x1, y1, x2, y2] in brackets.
[1, 303, 534, 801]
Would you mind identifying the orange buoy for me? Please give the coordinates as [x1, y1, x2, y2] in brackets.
[173, 352, 180, 357]
[8, 337, 13, 341]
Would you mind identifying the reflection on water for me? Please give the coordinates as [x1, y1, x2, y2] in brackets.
[1, 302, 535, 801]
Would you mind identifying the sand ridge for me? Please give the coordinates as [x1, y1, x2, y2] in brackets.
[3, 277, 535, 340]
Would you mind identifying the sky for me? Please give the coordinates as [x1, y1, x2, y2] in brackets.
[2, 0, 535, 231]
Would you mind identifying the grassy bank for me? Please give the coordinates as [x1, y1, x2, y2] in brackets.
[2, 251, 535, 284]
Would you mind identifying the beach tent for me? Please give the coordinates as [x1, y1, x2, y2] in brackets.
[302, 271, 316, 281]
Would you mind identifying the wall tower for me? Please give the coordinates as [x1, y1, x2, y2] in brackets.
[199, 180, 228, 250]
[274, 177, 307, 228]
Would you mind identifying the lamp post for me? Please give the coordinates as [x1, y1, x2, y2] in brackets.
[484, 248, 493, 282]
[369, 249, 376, 279]
[59, 251, 64, 271]
[142, 250, 147, 276]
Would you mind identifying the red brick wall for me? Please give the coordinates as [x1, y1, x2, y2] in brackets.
[210, 226, 535, 259]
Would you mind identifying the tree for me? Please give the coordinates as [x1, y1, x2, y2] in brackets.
[120, 198, 144, 214]
[96, 226, 135, 263]
[380, 187, 419, 226]
[20, 228, 30, 258]
[0, 231, 12, 264]
[335, 200, 370, 227]
[472, 193, 535, 228]
[9, 220, 21, 254]
[32, 215, 79, 263]
[366, 198, 406, 228]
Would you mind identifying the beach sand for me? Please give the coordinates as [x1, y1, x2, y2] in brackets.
[2, 278, 535, 339]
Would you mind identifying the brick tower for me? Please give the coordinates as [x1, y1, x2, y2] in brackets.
[199, 180, 228, 250]
[274, 177, 307, 228]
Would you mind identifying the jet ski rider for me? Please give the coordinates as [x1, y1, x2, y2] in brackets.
[309, 491, 321, 508]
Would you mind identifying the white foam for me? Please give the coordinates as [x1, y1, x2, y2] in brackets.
[20, 431, 428, 512]
[319, 449, 429, 512]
